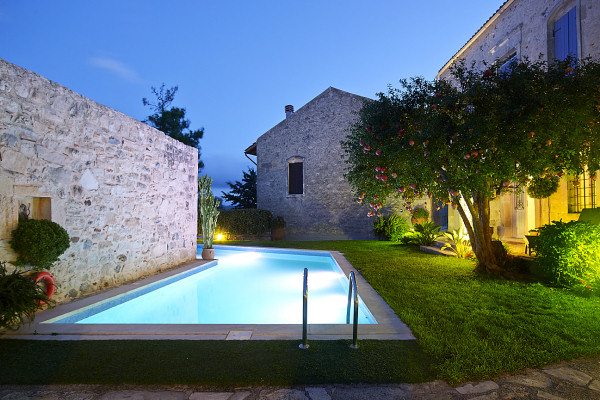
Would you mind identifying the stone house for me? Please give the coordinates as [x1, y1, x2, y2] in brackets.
[0, 58, 198, 303]
[245, 87, 386, 240]
[435, 0, 600, 238]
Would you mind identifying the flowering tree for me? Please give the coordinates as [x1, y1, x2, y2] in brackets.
[343, 58, 600, 276]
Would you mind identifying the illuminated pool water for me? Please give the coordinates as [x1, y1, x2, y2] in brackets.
[46, 246, 377, 325]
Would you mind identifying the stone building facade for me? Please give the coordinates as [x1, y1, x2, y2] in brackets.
[0, 58, 198, 303]
[436, 0, 600, 237]
[246, 87, 380, 240]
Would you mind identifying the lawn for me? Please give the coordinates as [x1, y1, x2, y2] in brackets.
[224, 240, 600, 383]
[1, 240, 598, 385]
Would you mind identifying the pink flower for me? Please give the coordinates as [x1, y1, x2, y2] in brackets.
[375, 150, 382, 156]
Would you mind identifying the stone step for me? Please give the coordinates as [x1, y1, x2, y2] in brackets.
[419, 244, 456, 257]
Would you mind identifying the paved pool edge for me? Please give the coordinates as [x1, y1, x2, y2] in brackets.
[0, 246, 415, 341]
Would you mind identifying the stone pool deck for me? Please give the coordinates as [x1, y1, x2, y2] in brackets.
[1, 356, 599, 399]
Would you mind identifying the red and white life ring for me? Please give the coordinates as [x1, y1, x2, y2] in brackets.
[33, 271, 55, 305]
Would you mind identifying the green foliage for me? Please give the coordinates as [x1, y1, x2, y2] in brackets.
[10, 219, 70, 270]
[526, 176, 560, 199]
[143, 84, 205, 171]
[221, 168, 257, 209]
[402, 222, 442, 246]
[343, 57, 600, 273]
[216, 209, 272, 235]
[0, 262, 49, 330]
[223, 240, 600, 384]
[533, 220, 600, 291]
[270, 215, 286, 228]
[373, 214, 410, 241]
[441, 227, 473, 259]
[578, 207, 600, 224]
[411, 208, 429, 220]
[198, 176, 220, 249]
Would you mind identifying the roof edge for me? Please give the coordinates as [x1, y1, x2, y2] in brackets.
[436, 0, 515, 79]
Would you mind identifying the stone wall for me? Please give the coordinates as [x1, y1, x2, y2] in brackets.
[437, 0, 600, 81]
[0, 58, 198, 303]
[436, 0, 600, 237]
[256, 87, 378, 240]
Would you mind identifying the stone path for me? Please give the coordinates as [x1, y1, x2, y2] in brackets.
[1, 357, 599, 399]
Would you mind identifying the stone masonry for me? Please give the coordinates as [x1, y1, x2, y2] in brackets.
[0, 58, 198, 303]
[255, 87, 376, 240]
[436, 0, 600, 237]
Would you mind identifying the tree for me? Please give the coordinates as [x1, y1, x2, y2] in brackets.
[222, 168, 257, 209]
[143, 84, 205, 171]
[343, 57, 600, 277]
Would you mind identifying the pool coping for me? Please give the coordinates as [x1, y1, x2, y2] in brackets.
[0, 246, 415, 341]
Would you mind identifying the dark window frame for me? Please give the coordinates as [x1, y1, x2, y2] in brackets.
[287, 158, 304, 196]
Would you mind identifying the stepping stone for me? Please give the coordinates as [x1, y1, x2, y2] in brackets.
[590, 380, 600, 392]
[259, 389, 307, 400]
[537, 391, 565, 400]
[305, 387, 330, 400]
[455, 381, 499, 395]
[544, 367, 592, 386]
[504, 371, 553, 388]
[98, 391, 187, 400]
[226, 330, 253, 340]
[189, 393, 233, 400]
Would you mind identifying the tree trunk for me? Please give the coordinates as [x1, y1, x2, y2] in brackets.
[457, 192, 509, 277]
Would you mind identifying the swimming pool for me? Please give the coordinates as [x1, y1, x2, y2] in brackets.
[45, 246, 377, 325]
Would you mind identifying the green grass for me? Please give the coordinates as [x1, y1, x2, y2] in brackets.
[224, 240, 600, 383]
[0, 340, 433, 385]
[3, 240, 599, 385]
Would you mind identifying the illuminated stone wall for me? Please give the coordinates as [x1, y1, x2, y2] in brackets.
[255, 87, 378, 240]
[0, 58, 198, 303]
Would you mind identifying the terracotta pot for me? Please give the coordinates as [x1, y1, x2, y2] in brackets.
[271, 227, 284, 241]
[411, 217, 427, 225]
[201, 248, 215, 260]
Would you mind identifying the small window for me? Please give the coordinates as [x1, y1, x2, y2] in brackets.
[288, 159, 303, 195]
[500, 53, 517, 74]
[568, 171, 596, 213]
[553, 6, 577, 61]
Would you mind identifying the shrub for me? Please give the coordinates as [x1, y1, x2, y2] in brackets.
[215, 209, 273, 235]
[0, 262, 50, 330]
[533, 220, 600, 291]
[270, 216, 286, 229]
[10, 219, 70, 270]
[526, 176, 560, 199]
[441, 228, 473, 259]
[402, 221, 443, 246]
[411, 208, 429, 220]
[374, 214, 410, 241]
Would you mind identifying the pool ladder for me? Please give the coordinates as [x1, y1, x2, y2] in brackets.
[299, 268, 360, 350]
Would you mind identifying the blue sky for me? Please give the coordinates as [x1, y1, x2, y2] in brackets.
[0, 1, 506, 199]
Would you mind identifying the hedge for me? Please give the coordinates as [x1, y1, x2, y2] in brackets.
[212, 209, 273, 236]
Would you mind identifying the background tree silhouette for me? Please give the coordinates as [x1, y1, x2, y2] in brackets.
[143, 84, 205, 171]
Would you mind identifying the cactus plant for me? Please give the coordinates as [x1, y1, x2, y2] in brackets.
[198, 176, 220, 252]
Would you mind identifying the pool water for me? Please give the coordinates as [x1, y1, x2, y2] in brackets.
[47, 246, 377, 325]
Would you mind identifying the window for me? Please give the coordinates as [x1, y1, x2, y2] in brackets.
[553, 6, 577, 61]
[288, 158, 303, 195]
[567, 171, 596, 213]
[500, 53, 517, 74]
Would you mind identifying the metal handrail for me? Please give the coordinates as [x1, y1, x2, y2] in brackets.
[299, 267, 309, 349]
[347, 271, 359, 349]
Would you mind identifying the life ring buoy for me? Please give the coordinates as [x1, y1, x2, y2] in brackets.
[33, 271, 55, 305]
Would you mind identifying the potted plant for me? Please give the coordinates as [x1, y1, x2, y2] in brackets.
[198, 175, 220, 260]
[411, 208, 429, 225]
[8, 217, 69, 316]
[0, 261, 51, 330]
[271, 216, 286, 241]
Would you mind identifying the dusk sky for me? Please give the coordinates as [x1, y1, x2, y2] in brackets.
[1, 1, 506, 200]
